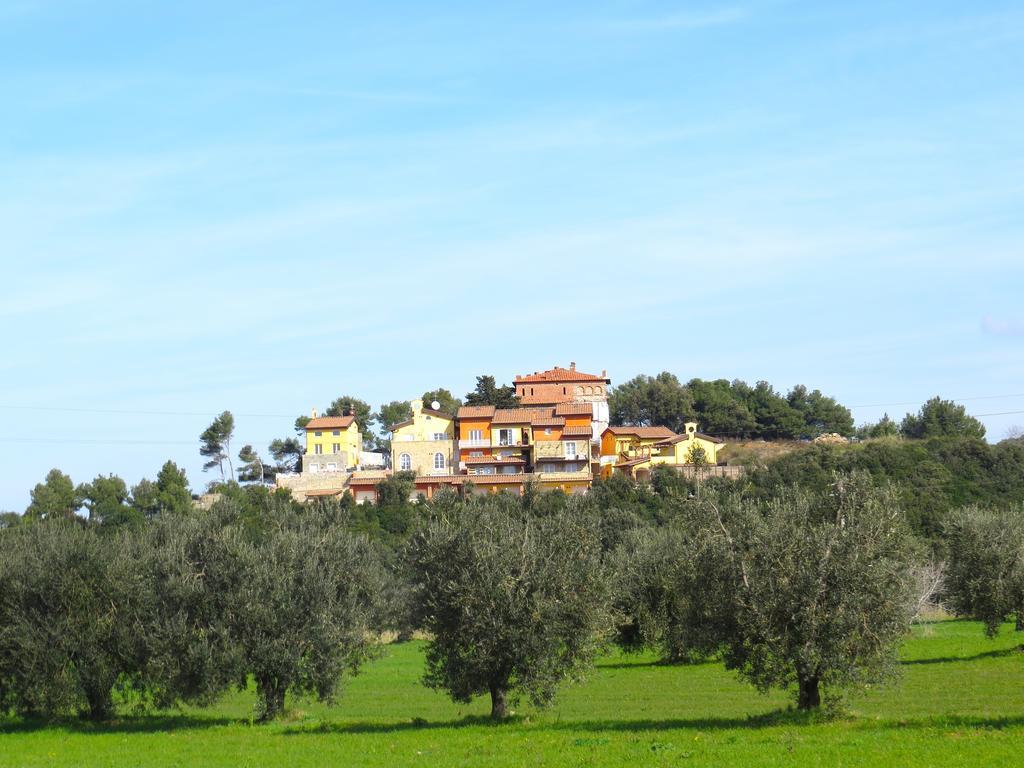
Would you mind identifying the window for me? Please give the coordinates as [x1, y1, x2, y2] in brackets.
[576, 386, 583, 395]
[314, 431, 322, 437]
[433, 452, 445, 470]
[314, 444, 323, 455]
[480, 466, 495, 475]
[469, 429, 483, 441]
[332, 430, 340, 436]
[498, 428, 513, 446]
[310, 463, 320, 473]
[501, 465, 517, 474]
[332, 443, 341, 454]
[544, 428, 552, 435]
[433, 433, 446, 441]
[564, 441, 577, 457]
[399, 453, 412, 471]
[326, 462, 337, 472]
[470, 451, 483, 457]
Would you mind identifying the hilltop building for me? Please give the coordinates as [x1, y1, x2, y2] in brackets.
[302, 408, 362, 474]
[390, 399, 456, 476]
[599, 422, 724, 481]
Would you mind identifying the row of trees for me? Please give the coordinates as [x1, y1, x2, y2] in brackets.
[4, 470, 1020, 723]
[609, 373, 989, 443]
[609, 374, 855, 438]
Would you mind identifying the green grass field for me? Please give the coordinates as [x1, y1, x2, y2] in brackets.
[2, 619, 1022, 767]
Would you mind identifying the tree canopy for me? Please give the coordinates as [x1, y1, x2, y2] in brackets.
[25, 469, 78, 520]
[900, 397, 986, 440]
[199, 411, 235, 481]
[422, 388, 462, 415]
[464, 376, 518, 409]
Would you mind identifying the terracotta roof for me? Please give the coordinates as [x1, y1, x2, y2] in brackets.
[515, 366, 610, 384]
[413, 474, 526, 485]
[388, 418, 414, 432]
[348, 472, 391, 485]
[655, 432, 725, 446]
[306, 416, 356, 430]
[491, 407, 552, 424]
[561, 425, 594, 437]
[615, 456, 652, 468]
[457, 405, 496, 419]
[531, 416, 565, 427]
[304, 488, 345, 497]
[604, 425, 678, 440]
[463, 455, 526, 465]
[554, 402, 594, 416]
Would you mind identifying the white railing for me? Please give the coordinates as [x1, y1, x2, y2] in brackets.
[458, 438, 490, 448]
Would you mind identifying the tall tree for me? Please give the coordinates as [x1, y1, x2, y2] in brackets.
[686, 378, 756, 437]
[901, 397, 986, 440]
[787, 385, 854, 437]
[269, 437, 304, 474]
[325, 396, 375, 440]
[856, 413, 900, 439]
[422, 388, 462, 415]
[609, 372, 694, 432]
[238, 445, 268, 485]
[25, 469, 78, 520]
[200, 411, 235, 481]
[464, 376, 518, 409]
[76, 474, 134, 526]
[410, 499, 613, 719]
[377, 400, 414, 433]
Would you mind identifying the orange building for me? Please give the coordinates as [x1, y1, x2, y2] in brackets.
[514, 362, 610, 406]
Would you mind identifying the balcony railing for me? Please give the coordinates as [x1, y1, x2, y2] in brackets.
[458, 438, 490, 449]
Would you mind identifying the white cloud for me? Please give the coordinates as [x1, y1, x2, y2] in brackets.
[981, 316, 1024, 337]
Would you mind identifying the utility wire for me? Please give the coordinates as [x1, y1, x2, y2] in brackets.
[849, 394, 1024, 409]
[0, 404, 294, 418]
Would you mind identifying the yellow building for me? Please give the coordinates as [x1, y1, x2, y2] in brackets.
[303, 409, 362, 474]
[600, 422, 724, 481]
[391, 399, 456, 476]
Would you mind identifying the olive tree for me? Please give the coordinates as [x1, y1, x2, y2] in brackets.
[944, 505, 1024, 634]
[138, 508, 246, 709]
[409, 498, 613, 719]
[715, 477, 918, 709]
[0, 521, 147, 720]
[226, 505, 385, 721]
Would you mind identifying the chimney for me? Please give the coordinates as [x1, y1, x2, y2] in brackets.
[311, 408, 318, 418]
[570, 361, 576, 371]
[602, 369, 606, 378]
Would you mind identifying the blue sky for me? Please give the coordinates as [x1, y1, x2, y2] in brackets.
[1, 1, 1022, 510]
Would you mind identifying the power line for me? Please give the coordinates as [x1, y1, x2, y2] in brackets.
[0, 404, 295, 419]
[850, 394, 1024, 409]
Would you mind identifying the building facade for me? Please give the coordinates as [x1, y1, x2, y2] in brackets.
[303, 410, 363, 473]
[390, 399, 456, 476]
[600, 422, 724, 480]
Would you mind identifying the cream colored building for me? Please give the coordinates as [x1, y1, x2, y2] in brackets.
[391, 399, 456, 476]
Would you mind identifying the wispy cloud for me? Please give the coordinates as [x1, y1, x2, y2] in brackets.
[981, 316, 1024, 337]
[598, 6, 747, 33]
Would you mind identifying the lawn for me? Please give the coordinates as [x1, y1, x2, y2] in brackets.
[2, 619, 1022, 767]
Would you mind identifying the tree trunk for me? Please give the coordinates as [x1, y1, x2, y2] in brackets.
[82, 684, 113, 722]
[1015, 612, 1023, 632]
[489, 683, 508, 720]
[797, 675, 821, 710]
[256, 677, 286, 722]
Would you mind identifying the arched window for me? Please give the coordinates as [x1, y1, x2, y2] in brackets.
[575, 386, 583, 395]
[399, 453, 412, 471]
[433, 452, 445, 470]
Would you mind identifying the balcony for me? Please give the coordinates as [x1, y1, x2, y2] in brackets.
[493, 438, 530, 448]
[458, 438, 490, 449]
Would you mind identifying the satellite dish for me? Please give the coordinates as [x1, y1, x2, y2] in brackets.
[431, 400, 441, 411]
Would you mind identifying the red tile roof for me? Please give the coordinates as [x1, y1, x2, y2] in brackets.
[515, 366, 610, 384]
[304, 488, 345, 497]
[306, 416, 356, 430]
[554, 402, 594, 416]
[655, 432, 725, 446]
[530, 416, 565, 427]
[604, 425, 677, 440]
[561, 425, 594, 437]
[414, 474, 526, 485]
[456, 405, 496, 419]
[464, 455, 526, 465]
[491, 407, 553, 424]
